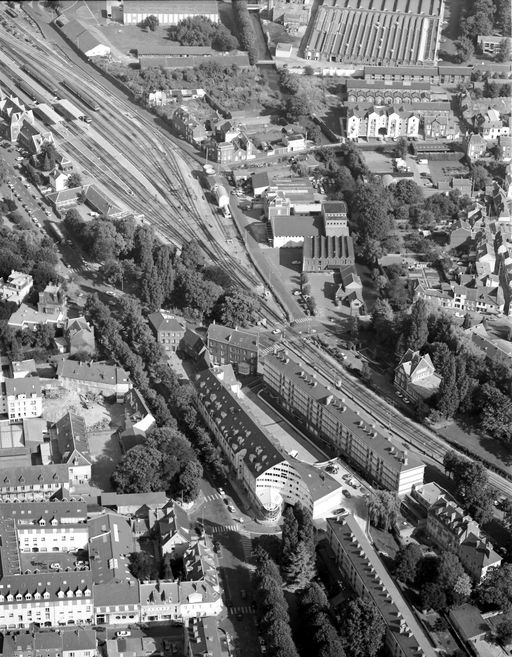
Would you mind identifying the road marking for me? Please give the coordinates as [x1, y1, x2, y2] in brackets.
[228, 605, 254, 614]
[209, 525, 240, 534]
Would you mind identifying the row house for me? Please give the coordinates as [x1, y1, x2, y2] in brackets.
[345, 104, 420, 141]
[207, 323, 260, 375]
[0, 465, 70, 502]
[2, 628, 96, 657]
[51, 412, 92, 486]
[363, 65, 471, 85]
[345, 79, 432, 104]
[475, 108, 510, 141]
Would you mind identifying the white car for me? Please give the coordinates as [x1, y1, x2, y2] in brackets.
[228, 505, 236, 513]
[218, 487, 225, 496]
[49, 563, 60, 570]
[116, 631, 131, 637]
[272, 329, 281, 334]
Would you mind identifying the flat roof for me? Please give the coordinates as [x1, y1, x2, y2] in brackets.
[263, 350, 423, 473]
[272, 214, 323, 238]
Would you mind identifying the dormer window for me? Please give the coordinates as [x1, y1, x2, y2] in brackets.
[84, 588, 91, 597]
[75, 589, 82, 597]
[15, 593, 22, 601]
[66, 590, 73, 598]
[7, 594, 13, 602]
[39, 519, 46, 526]
[34, 592, 41, 600]
[43, 591, 50, 600]
[24, 593, 32, 600]
[57, 590, 64, 598]
[50, 518, 58, 526]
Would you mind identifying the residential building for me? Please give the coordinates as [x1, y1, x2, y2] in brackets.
[261, 349, 425, 495]
[0, 500, 88, 554]
[477, 35, 511, 56]
[363, 65, 471, 85]
[345, 79, 432, 104]
[499, 135, 512, 162]
[465, 133, 487, 161]
[335, 265, 365, 314]
[327, 516, 437, 657]
[185, 617, 224, 657]
[449, 219, 474, 249]
[148, 311, 186, 354]
[452, 284, 504, 314]
[2, 628, 96, 657]
[465, 323, 512, 365]
[251, 171, 271, 196]
[51, 412, 92, 486]
[394, 349, 441, 403]
[304, 0, 443, 66]
[56, 361, 131, 401]
[207, 323, 259, 375]
[104, 636, 158, 656]
[426, 497, 501, 580]
[475, 108, 510, 141]
[159, 502, 192, 556]
[0, 464, 70, 501]
[116, 388, 156, 452]
[118, 0, 219, 25]
[9, 282, 68, 329]
[179, 329, 208, 363]
[193, 366, 342, 522]
[46, 187, 80, 212]
[0, 95, 34, 142]
[1, 377, 43, 423]
[100, 491, 168, 517]
[17, 119, 54, 155]
[171, 107, 207, 145]
[48, 169, 69, 192]
[0, 271, 33, 305]
[66, 316, 96, 356]
[10, 359, 37, 379]
[302, 235, 355, 271]
[344, 104, 421, 141]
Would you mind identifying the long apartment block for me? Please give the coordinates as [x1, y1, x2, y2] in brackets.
[261, 349, 425, 495]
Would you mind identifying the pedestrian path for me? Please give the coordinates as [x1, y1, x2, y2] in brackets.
[203, 493, 223, 503]
[227, 605, 254, 615]
[209, 525, 241, 534]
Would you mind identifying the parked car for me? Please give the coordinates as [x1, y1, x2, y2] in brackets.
[228, 505, 236, 513]
[116, 631, 131, 637]
[218, 487, 225, 496]
[342, 489, 352, 499]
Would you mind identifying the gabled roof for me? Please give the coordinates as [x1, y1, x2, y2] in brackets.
[207, 324, 259, 351]
[148, 311, 185, 333]
[52, 412, 91, 466]
[193, 368, 285, 478]
[56, 360, 129, 387]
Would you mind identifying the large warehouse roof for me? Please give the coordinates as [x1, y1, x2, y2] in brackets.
[305, 0, 444, 66]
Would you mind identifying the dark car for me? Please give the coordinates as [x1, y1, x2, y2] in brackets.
[342, 489, 352, 498]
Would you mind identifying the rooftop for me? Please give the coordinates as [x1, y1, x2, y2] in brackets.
[147, 310, 185, 333]
[303, 235, 355, 260]
[4, 377, 41, 398]
[449, 604, 491, 641]
[272, 214, 323, 238]
[52, 412, 91, 466]
[328, 515, 436, 657]
[263, 349, 423, 473]
[193, 367, 286, 478]
[56, 360, 129, 386]
[207, 324, 259, 351]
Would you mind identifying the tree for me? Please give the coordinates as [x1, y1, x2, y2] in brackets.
[496, 38, 511, 63]
[394, 543, 423, 584]
[340, 597, 385, 657]
[462, 313, 472, 330]
[495, 618, 512, 646]
[419, 582, 447, 611]
[404, 298, 429, 351]
[285, 95, 311, 121]
[367, 491, 400, 531]
[395, 137, 408, 159]
[371, 298, 395, 348]
[477, 383, 512, 443]
[281, 504, 316, 590]
[477, 564, 512, 612]
[472, 164, 491, 190]
[128, 551, 156, 580]
[177, 460, 202, 502]
[212, 288, 259, 327]
[144, 14, 159, 31]
[453, 573, 473, 602]
[457, 36, 475, 62]
[67, 172, 82, 188]
[390, 179, 423, 206]
[350, 182, 393, 244]
[180, 238, 204, 270]
[232, 0, 258, 64]
[279, 69, 300, 94]
[112, 444, 162, 493]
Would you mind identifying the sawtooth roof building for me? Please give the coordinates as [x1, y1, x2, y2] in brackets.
[304, 0, 444, 66]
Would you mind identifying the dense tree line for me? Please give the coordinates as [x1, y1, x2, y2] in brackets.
[113, 425, 203, 501]
[370, 299, 512, 443]
[173, 16, 239, 51]
[84, 294, 225, 486]
[66, 211, 259, 323]
[253, 548, 299, 657]
[280, 504, 316, 591]
[477, 563, 512, 612]
[339, 598, 385, 657]
[232, 0, 258, 64]
[297, 583, 346, 657]
[394, 545, 472, 611]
